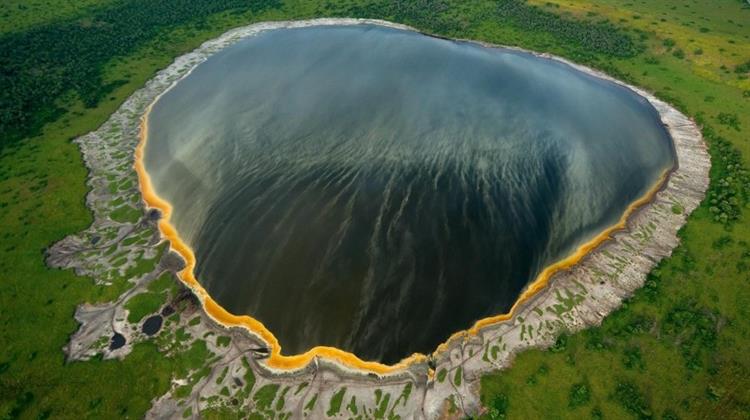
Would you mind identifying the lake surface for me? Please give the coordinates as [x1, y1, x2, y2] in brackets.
[144, 25, 675, 364]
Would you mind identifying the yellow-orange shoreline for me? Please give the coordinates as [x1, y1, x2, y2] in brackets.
[135, 96, 673, 374]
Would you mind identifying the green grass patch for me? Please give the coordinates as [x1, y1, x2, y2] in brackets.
[109, 204, 141, 224]
[327, 387, 346, 416]
[124, 292, 166, 324]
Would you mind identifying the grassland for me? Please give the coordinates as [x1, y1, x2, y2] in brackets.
[0, 0, 116, 34]
[476, 1, 750, 418]
[0, 0, 748, 418]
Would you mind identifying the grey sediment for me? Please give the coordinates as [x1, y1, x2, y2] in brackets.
[47, 18, 710, 419]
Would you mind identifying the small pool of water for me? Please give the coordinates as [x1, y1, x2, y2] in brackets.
[109, 332, 126, 350]
[142, 315, 163, 336]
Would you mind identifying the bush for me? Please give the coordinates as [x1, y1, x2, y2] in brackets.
[695, 118, 750, 227]
[568, 383, 591, 408]
[495, 0, 640, 57]
[612, 381, 652, 420]
[487, 393, 509, 419]
[550, 334, 568, 352]
[622, 346, 645, 370]
[717, 112, 741, 131]
[735, 59, 750, 74]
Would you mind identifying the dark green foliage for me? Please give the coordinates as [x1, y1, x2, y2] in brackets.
[591, 407, 603, 419]
[735, 60, 750, 74]
[584, 329, 611, 351]
[706, 384, 725, 402]
[662, 409, 680, 420]
[661, 300, 719, 372]
[486, 393, 509, 419]
[717, 112, 741, 131]
[612, 381, 652, 420]
[610, 313, 655, 338]
[622, 346, 645, 370]
[525, 363, 549, 385]
[568, 382, 591, 408]
[252, 383, 279, 412]
[712, 235, 733, 250]
[641, 271, 661, 302]
[326, 387, 346, 416]
[550, 333, 568, 352]
[0, 0, 281, 150]
[695, 117, 750, 226]
[495, 0, 640, 57]
[323, 0, 466, 35]
[374, 0, 458, 33]
[329, 0, 640, 61]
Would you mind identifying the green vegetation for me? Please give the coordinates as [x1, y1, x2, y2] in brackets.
[124, 291, 165, 323]
[1, 0, 749, 418]
[0, 0, 118, 34]
[568, 382, 591, 408]
[252, 383, 279, 412]
[215, 336, 231, 347]
[241, 356, 256, 397]
[373, 390, 391, 419]
[454, 366, 463, 387]
[479, 0, 750, 415]
[0, 0, 281, 148]
[0, 3, 295, 418]
[347, 395, 358, 415]
[326, 387, 346, 416]
[495, 0, 641, 57]
[304, 393, 317, 412]
[109, 204, 141, 224]
[148, 271, 178, 294]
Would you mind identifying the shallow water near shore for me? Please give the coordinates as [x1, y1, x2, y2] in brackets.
[143, 24, 675, 364]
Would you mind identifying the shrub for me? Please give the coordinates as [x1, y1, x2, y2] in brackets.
[487, 394, 509, 419]
[735, 59, 750, 74]
[495, 0, 640, 57]
[612, 381, 652, 420]
[717, 112, 741, 131]
[568, 383, 591, 408]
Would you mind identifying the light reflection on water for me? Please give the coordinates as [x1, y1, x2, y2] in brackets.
[144, 25, 674, 363]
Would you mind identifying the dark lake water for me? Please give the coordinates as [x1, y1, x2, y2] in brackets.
[144, 25, 675, 363]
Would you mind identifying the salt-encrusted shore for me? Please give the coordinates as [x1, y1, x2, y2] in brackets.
[47, 19, 710, 419]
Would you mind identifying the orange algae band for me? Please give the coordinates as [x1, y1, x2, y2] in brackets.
[136, 104, 425, 374]
[430, 167, 671, 354]
[135, 98, 672, 374]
